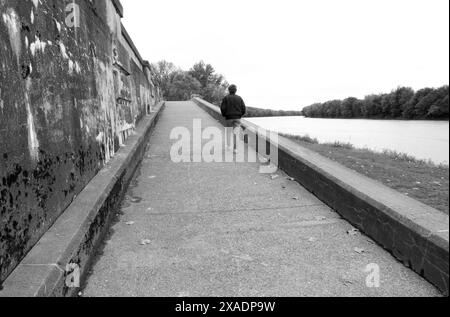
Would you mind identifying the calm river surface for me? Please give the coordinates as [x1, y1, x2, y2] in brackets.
[247, 117, 449, 165]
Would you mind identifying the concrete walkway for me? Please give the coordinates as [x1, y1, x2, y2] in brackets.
[83, 101, 439, 297]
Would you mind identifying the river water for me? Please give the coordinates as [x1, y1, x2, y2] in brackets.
[247, 117, 449, 165]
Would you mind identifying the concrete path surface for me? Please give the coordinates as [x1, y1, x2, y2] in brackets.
[83, 101, 440, 297]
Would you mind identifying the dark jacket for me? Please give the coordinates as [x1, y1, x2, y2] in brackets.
[221, 94, 246, 120]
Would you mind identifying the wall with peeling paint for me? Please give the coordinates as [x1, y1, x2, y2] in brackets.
[0, 0, 160, 284]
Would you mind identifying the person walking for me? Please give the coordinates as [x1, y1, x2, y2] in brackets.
[220, 85, 247, 153]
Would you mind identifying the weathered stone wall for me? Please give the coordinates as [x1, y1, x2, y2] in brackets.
[0, 0, 159, 284]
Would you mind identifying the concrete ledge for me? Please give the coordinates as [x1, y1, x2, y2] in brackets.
[193, 97, 449, 295]
[0, 102, 166, 297]
[112, 0, 124, 18]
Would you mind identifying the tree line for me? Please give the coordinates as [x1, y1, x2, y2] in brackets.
[150, 60, 228, 105]
[246, 107, 304, 118]
[302, 86, 449, 120]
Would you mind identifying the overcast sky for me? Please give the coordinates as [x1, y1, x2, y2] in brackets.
[122, 0, 449, 110]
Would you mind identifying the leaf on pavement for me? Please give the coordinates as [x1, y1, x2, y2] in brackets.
[140, 239, 152, 246]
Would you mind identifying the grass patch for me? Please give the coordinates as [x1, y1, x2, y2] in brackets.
[281, 133, 449, 214]
[326, 141, 355, 150]
[281, 134, 319, 144]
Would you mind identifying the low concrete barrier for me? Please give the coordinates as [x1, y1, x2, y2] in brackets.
[193, 97, 449, 295]
[0, 102, 166, 297]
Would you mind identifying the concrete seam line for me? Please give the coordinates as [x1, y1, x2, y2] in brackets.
[192, 97, 449, 295]
[144, 203, 327, 216]
[0, 102, 166, 298]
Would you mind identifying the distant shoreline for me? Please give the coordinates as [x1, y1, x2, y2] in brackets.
[245, 107, 304, 118]
[302, 86, 449, 121]
[250, 115, 449, 122]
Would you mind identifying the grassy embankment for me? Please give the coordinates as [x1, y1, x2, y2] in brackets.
[281, 134, 449, 214]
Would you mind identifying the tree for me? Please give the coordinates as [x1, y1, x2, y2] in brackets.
[189, 61, 217, 88]
[149, 60, 228, 104]
[189, 61, 228, 105]
[381, 93, 395, 118]
[341, 97, 358, 118]
[392, 87, 414, 118]
[166, 72, 202, 101]
[352, 99, 363, 118]
[326, 100, 342, 118]
[150, 61, 177, 98]
[323, 102, 333, 118]
[362, 95, 383, 118]
[428, 86, 449, 119]
[203, 82, 228, 105]
[413, 88, 436, 118]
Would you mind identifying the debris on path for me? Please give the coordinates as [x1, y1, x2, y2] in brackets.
[347, 228, 360, 236]
[140, 239, 152, 246]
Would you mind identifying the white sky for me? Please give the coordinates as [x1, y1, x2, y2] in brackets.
[122, 0, 449, 110]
